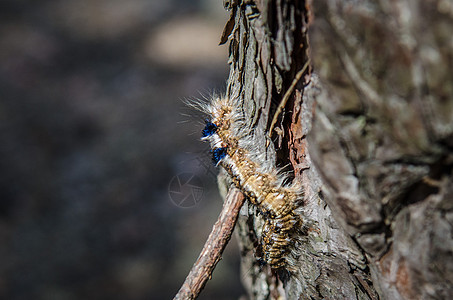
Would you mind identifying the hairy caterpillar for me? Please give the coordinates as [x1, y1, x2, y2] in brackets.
[199, 96, 303, 273]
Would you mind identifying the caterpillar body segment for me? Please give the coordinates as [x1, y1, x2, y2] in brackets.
[200, 96, 303, 272]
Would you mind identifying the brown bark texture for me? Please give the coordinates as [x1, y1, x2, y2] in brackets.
[219, 0, 453, 299]
[308, 1, 453, 299]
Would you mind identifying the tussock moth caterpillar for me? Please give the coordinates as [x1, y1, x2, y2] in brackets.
[197, 95, 304, 273]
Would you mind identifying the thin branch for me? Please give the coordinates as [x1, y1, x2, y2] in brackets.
[174, 188, 246, 300]
[268, 60, 311, 139]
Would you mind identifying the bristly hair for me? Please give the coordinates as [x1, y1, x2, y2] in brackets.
[197, 95, 304, 274]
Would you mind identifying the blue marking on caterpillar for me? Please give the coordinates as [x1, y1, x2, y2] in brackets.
[211, 147, 227, 165]
[202, 121, 218, 137]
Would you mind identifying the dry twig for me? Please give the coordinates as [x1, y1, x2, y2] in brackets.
[268, 60, 311, 139]
[173, 188, 245, 300]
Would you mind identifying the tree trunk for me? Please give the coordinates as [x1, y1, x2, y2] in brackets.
[308, 1, 453, 299]
[220, 0, 453, 299]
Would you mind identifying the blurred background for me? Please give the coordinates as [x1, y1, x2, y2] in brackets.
[0, 0, 245, 299]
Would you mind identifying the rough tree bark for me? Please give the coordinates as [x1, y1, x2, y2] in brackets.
[219, 0, 452, 299]
[308, 1, 453, 299]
